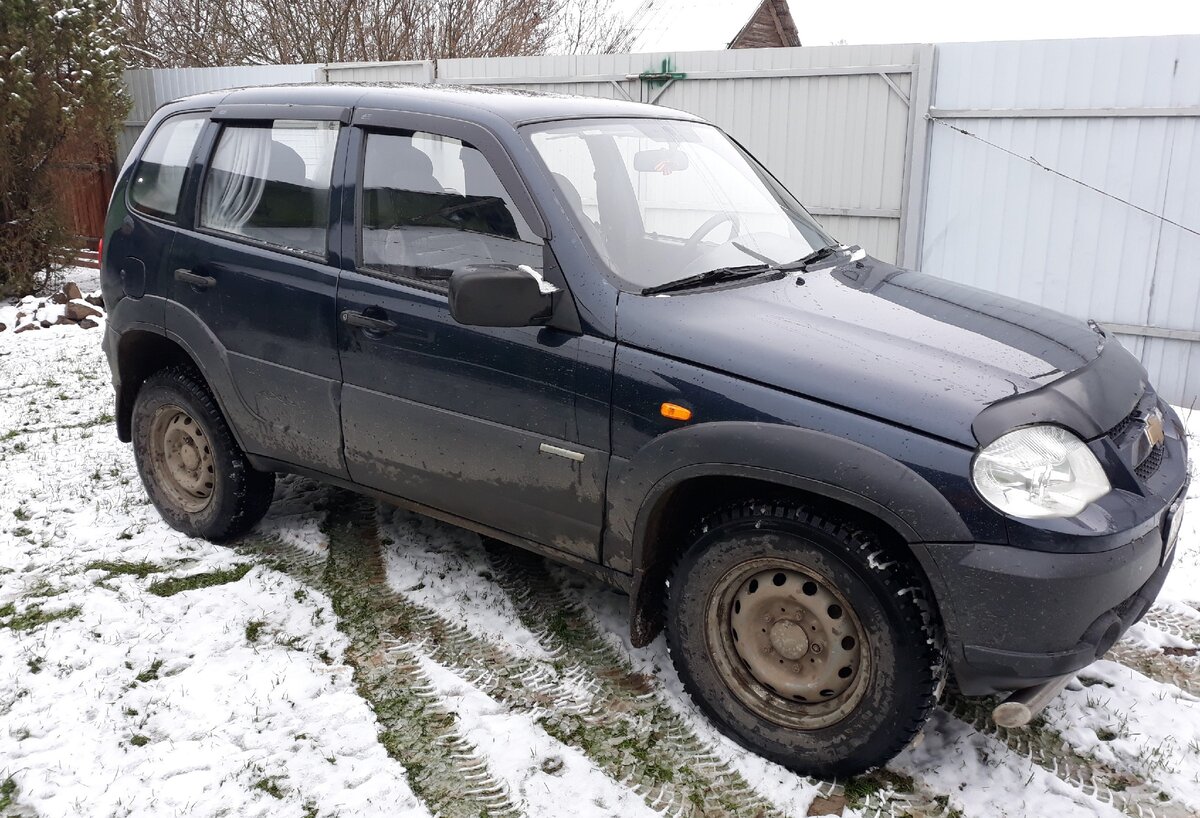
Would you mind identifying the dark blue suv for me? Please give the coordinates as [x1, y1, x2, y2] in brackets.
[101, 84, 1189, 776]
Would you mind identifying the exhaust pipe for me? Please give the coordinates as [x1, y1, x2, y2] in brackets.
[991, 673, 1075, 728]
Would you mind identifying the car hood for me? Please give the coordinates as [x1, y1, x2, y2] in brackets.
[616, 258, 1109, 446]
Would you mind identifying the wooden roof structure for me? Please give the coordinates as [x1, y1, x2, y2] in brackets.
[728, 0, 801, 49]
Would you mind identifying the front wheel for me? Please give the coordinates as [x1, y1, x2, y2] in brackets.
[666, 501, 943, 777]
[132, 366, 275, 542]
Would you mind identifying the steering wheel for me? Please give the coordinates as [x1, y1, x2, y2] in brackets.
[684, 212, 741, 255]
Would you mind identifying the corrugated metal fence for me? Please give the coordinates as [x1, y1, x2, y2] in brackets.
[118, 36, 1200, 405]
[921, 36, 1200, 409]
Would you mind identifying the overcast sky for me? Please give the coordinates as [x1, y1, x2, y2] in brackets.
[624, 0, 1200, 51]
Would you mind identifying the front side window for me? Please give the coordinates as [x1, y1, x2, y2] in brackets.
[528, 118, 834, 291]
[129, 113, 207, 219]
[200, 120, 339, 257]
[359, 129, 542, 287]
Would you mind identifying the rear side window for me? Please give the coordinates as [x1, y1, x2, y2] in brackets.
[359, 129, 542, 287]
[200, 120, 340, 257]
[129, 113, 206, 219]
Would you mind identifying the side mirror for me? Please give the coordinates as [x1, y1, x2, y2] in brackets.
[448, 264, 558, 328]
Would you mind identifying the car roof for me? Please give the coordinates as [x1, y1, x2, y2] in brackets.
[167, 82, 704, 127]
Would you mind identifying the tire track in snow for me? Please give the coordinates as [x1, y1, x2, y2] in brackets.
[1106, 640, 1200, 699]
[943, 688, 1190, 818]
[245, 507, 522, 818]
[1142, 603, 1200, 643]
[256, 495, 813, 817]
[485, 545, 954, 818]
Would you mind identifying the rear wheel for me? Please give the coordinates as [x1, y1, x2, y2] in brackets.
[666, 501, 943, 777]
[132, 366, 275, 542]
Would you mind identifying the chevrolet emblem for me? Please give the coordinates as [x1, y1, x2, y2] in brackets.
[1144, 411, 1165, 448]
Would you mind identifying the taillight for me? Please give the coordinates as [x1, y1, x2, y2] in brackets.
[97, 238, 103, 263]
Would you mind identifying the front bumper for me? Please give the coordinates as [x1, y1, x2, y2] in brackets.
[915, 475, 1187, 696]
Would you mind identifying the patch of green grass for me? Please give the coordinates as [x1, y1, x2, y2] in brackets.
[1, 429, 19, 441]
[86, 560, 165, 579]
[12, 526, 32, 538]
[27, 656, 43, 674]
[245, 620, 266, 642]
[135, 659, 164, 683]
[253, 776, 286, 799]
[0, 775, 16, 811]
[1098, 728, 1118, 741]
[117, 530, 134, 541]
[148, 564, 252, 597]
[25, 579, 67, 599]
[0, 602, 81, 632]
[844, 769, 917, 804]
[12, 506, 31, 521]
[130, 734, 150, 747]
[12, 441, 27, 453]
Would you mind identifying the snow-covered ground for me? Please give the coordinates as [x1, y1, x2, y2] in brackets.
[1, 268, 1198, 818]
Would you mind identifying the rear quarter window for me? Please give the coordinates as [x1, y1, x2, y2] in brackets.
[129, 113, 207, 220]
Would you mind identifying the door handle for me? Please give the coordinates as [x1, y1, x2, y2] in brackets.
[174, 268, 216, 289]
[340, 309, 397, 334]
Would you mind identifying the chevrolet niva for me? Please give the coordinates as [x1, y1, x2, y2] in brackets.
[101, 84, 1189, 776]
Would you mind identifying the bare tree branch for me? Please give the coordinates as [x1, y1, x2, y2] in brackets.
[116, 0, 631, 68]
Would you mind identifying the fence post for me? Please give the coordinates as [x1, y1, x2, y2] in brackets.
[898, 43, 936, 270]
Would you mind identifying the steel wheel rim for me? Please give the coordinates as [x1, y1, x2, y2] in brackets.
[706, 557, 871, 730]
[148, 404, 215, 514]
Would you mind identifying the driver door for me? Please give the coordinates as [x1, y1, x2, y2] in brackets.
[335, 115, 607, 560]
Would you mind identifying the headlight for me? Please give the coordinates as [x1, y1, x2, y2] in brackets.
[972, 425, 1111, 519]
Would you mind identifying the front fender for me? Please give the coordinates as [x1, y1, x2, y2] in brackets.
[604, 421, 974, 645]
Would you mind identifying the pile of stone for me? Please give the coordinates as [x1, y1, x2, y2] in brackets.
[0, 282, 105, 334]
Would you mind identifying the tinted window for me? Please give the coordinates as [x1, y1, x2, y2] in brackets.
[200, 120, 339, 257]
[359, 130, 541, 287]
[129, 113, 206, 219]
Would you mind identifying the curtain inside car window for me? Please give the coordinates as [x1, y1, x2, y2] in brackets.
[202, 126, 272, 233]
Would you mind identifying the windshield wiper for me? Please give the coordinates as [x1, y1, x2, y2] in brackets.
[785, 243, 857, 270]
[640, 245, 859, 296]
[641, 264, 775, 295]
[729, 242, 856, 274]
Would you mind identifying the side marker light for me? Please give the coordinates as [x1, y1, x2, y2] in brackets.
[660, 403, 692, 421]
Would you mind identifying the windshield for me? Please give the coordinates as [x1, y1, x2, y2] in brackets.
[527, 118, 835, 291]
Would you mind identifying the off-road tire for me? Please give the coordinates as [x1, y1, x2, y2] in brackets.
[666, 500, 943, 777]
[132, 365, 275, 542]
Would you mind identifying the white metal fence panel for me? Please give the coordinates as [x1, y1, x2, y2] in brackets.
[436, 46, 935, 264]
[921, 36, 1200, 406]
[321, 60, 433, 84]
[120, 64, 322, 162]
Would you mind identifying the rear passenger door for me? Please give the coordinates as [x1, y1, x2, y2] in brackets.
[164, 107, 351, 478]
[335, 111, 607, 560]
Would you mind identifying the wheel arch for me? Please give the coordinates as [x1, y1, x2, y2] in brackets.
[112, 325, 249, 457]
[114, 327, 197, 442]
[610, 422, 970, 646]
